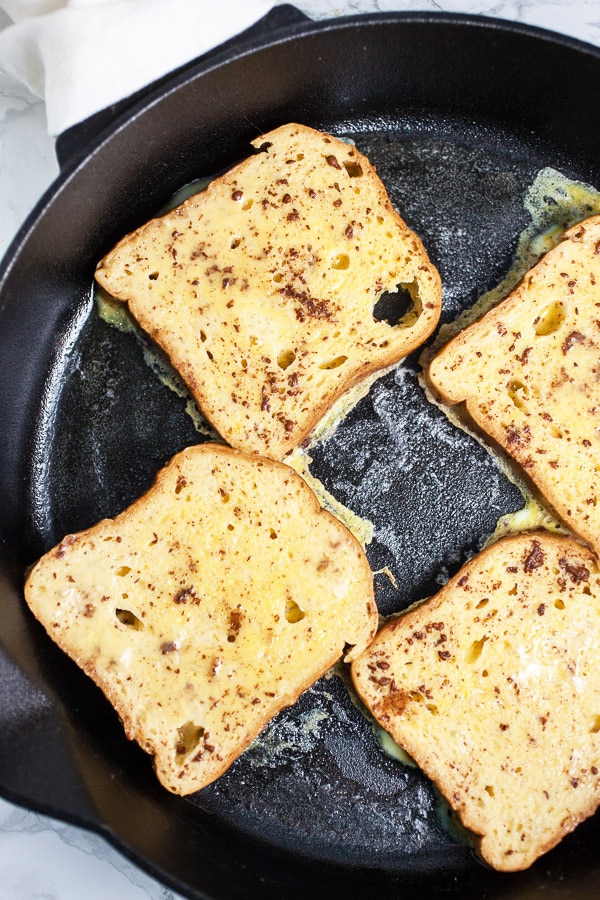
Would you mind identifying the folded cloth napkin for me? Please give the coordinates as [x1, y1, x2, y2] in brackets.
[0, 0, 285, 135]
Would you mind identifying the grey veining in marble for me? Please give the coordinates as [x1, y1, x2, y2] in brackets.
[0, 797, 179, 899]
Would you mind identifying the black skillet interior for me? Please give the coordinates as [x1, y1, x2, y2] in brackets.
[3, 7, 600, 899]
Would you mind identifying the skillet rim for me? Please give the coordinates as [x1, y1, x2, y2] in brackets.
[3, 8, 600, 899]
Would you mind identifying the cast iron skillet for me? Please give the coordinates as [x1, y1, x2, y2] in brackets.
[2, 6, 600, 898]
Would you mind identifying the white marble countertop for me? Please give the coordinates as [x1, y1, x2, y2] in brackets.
[1, 1, 600, 897]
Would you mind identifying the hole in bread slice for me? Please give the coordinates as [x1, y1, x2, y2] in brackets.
[319, 355, 348, 370]
[343, 160, 363, 178]
[277, 349, 296, 370]
[534, 301, 565, 336]
[507, 380, 541, 415]
[373, 281, 421, 328]
[175, 721, 205, 764]
[507, 379, 528, 411]
[285, 599, 306, 623]
[115, 608, 144, 630]
[466, 635, 489, 664]
[331, 253, 350, 270]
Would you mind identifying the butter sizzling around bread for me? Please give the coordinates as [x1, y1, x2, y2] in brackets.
[25, 443, 377, 795]
[95, 123, 441, 459]
[426, 216, 600, 554]
[352, 533, 600, 871]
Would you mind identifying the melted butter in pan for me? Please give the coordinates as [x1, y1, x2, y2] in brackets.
[421, 168, 600, 545]
[96, 286, 219, 440]
[424, 167, 600, 354]
[326, 660, 417, 768]
[485, 494, 567, 547]
[286, 448, 373, 548]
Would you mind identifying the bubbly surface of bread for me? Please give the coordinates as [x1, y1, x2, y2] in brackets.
[25, 443, 377, 795]
[426, 216, 600, 553]
[352, 532, 600, 871]
[95, 123, 441, 459]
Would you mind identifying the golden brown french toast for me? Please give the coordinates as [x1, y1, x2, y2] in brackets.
[25, 443, 377, 795]
[426, 216, 600, 554]
[95, 123, 441, 459]
[352, 532, 600, 871]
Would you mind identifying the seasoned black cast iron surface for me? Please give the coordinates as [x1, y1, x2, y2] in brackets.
[2, 9, 600, 899]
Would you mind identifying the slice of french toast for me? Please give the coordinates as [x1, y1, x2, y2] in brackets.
[426, 216, 600, 554]
[95, 123, 441, 459]
[25, 443, 377, 795]
[352, 532, 600, 871]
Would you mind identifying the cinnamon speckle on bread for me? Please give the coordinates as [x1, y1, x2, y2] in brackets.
[95, 124, 441, 460]
[352, 532, 600, 871]
[25, 443, 377, 796]
[427, 215, 600, 554]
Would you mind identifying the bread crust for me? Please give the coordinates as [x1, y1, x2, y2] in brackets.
[25, 443, 377, 795]
[95, 123, 441, 459]
[426, 216, 600, 554]
[352, 532, 600, 871]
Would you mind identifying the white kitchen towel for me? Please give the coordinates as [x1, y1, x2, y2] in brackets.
[0, 0, 284, 135]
